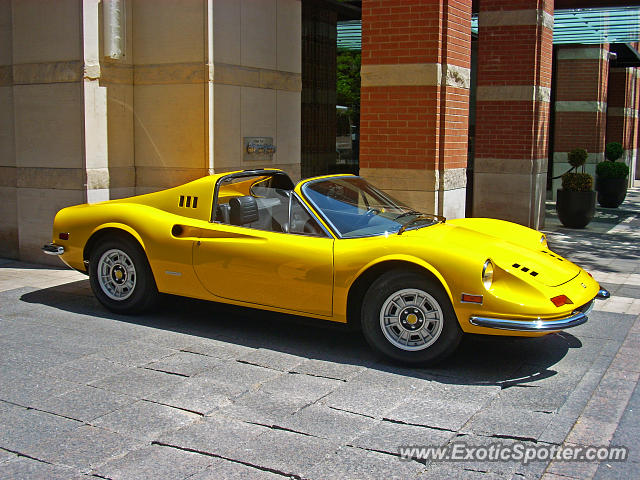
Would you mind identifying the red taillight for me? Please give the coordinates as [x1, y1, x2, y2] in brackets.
[587, 271, 593, 277]
[59, 232, 69, 240]
[550, 295, 573, 307]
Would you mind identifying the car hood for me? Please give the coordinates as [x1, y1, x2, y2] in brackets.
[405, 220, 580, 287]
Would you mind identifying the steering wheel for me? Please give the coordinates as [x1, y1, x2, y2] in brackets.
[365, 208, 380, 217]
[352, 207, 380, 229]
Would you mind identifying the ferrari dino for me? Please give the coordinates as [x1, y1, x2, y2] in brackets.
[44, 168, 609, 364]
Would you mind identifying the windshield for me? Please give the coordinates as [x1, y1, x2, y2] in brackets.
[302, 177, 440, 238]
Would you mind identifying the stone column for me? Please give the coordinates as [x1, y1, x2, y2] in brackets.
[207, 0, 302, 183]
[473, 0, 553, 229]
[6, 0, 89, 264]
[1, 0, 303, 264]
[359, 0, 471, 219]
[552, 45, 609, 198]
[0, 0, 18, 259]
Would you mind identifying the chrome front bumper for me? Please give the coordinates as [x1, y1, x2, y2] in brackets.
[42, 243, 65, 256]
[469, 292, 608, 332]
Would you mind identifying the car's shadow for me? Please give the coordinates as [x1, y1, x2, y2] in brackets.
[20, 279, 582, 388]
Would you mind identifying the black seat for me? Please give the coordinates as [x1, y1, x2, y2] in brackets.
[229, 196, 259, 226]
[216, 203, 230, 223]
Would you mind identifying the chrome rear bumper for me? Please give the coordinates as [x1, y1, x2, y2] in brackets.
[469, 299, 595, 332]
[42, 243, 65, 256]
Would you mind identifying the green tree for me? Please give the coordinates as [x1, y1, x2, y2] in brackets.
[336, 48, 361, 108]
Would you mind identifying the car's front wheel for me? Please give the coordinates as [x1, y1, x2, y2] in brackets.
[361, 270, 462, 365]
[89, 235, 158, 314]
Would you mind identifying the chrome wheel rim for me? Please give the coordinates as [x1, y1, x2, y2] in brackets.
[97, 249, 137, 301]
[379, 288, 444, 351]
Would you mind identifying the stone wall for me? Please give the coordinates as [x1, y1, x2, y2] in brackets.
[0, 0, 302, 264]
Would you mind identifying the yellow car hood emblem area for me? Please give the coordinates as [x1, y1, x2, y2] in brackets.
[405, 220, 580, 287]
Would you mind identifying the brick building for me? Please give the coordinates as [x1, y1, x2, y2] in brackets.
[1, 0, 639, 264]
[356, 0, 640, 228]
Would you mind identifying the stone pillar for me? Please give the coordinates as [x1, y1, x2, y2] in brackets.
[552, 45, 609, 198]
[208, 0, 302, 183]
[1, 0, 303, 264]
[359, 0, 471, 219]
[607, 66, 638, 185]
[6, 0, 89, 264]
[301, 0, 336, 179]
[473, 0, 553, 229]
[0, 0, 18, 259]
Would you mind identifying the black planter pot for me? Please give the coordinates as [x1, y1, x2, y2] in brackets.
[556, 189, 596, 228]
[595, 176, 628, 208]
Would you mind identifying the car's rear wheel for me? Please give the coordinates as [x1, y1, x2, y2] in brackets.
[89, 235, 158, 313]
[361, 270, 462, 365]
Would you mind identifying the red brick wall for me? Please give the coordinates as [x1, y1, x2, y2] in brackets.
[361, 1, 443, 66]
[480, 0, 553, 13]
[360, 0, 471, 171]
[477, 25, 553, 88]
[475, 102, 551, 158]
[552, 46, 608, 160]
[555, 112, 608, 154]
[475, 0, 553, 162]
[556, 60, 608, 102]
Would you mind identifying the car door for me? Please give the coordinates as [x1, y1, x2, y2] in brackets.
[192, 196, 334, 317]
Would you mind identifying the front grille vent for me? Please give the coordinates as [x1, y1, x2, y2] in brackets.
[512, 263, 539, 277]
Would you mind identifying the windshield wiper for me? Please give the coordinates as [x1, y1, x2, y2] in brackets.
[397, 214, 446, 235]
[393, 210, 422, 221]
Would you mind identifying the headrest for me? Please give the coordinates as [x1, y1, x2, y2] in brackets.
[229, 196, 259, 225]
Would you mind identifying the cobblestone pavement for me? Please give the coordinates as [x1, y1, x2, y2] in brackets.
[0, 190, 638, 479]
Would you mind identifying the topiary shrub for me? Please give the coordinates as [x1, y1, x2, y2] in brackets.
[568, 148, 588, 169]
[596, 160, 629, 179]
[605, 142, 623, 161]
[562, 172, 593, 192]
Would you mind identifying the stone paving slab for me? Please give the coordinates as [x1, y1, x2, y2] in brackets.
[90, 400, 201, 442]
[89, 366, 186, 399]
[92, 444, 213, 480]
[0, 457, 78, 480]
[44, 354, 131, 385]
[277, 403, 377, 443]
[190, 458, 291, 480]
[0, 372, 79, 408]
[145, 376, 232, 416]
[217, 390, 311, 426]
[350, 419, 455, 456]
[144, 351, 223, 377]
[158, 414, 270, 459]
[307, 445, 428, 480]
[30, 384, 135, 422]
[230, 428, 340, 479]
[20, 425, 143, 471]
[0, 403, 81, 452]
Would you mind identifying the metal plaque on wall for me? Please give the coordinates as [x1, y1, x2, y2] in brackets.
[243, 137, 276, 163]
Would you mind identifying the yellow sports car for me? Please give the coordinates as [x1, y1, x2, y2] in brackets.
[44, 169, 610, 364]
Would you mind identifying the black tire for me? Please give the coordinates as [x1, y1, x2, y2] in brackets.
[361, 270, 462, 365]
[88, 235, 158, 314]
